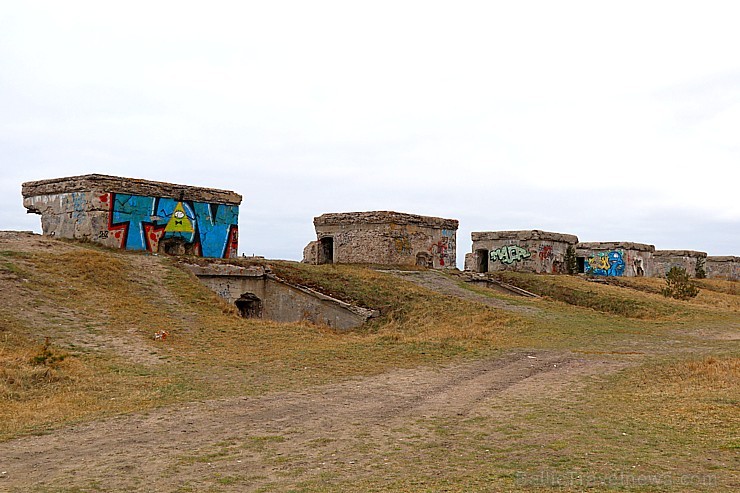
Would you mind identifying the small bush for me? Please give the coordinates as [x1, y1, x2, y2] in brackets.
[695, 257, 706, 279]
[30, 337, 66, 367]
[662, 266, 699, 300]
[564, 245, 578, 275]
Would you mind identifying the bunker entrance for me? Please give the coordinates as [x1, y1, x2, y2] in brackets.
[577, 257, 585, 274]
[476, 249, 489, 273]
[159, 238, 196, 256]
[415, 252, 432, 268]
[318, 237, 334, 264]
[235, 292, 263, 318]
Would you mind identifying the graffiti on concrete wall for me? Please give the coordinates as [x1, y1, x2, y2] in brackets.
[430, 229, 455, 267]
[101, 193, 238, 258]
[585, 250, 625, 276]
[430, 237, 450, 266]
[490, 245, 531, 265]
[538, 245, 553, 261]
[394, 237, 412, 255]
[69, 192, 87, 222]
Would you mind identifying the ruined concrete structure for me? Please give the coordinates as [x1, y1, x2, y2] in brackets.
[303, 211, 458, 269]
[186, 263, 378, 329]
[464, 230, 578, 274]
[575, 241, 655, 277]
[22, 174, 241, 258]
[653, 250, 708, 278]
[705, 256, 740, 280]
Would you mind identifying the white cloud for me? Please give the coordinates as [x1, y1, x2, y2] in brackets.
[2, 1, 739, 264]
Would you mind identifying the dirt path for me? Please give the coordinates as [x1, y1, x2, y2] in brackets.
[0, 350, 628, 492]
[385, 269, 538, 313]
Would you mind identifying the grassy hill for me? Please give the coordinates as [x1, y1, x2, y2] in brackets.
[1, 232, 738, 491]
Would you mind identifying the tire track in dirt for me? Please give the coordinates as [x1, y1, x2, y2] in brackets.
[0, 350, 619, 492]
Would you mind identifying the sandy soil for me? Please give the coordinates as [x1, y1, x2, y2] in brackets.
[0, 349, 626, 492]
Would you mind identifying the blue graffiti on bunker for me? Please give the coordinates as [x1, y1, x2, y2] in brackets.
[108, 193, 238, 258]
[585, 250, 625, 277]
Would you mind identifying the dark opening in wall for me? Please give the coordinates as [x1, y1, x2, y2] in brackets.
[476, 249, 489, 273]
[577, 257, 585, 274]
[415, 252, 432, 267]
[159, 238, 196, 256]
[318, 237, 334, 264]
[235, 292, 263, 318]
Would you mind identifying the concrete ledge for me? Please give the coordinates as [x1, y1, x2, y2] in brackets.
[653, 250, 707, 258]
[707, 256, 740, 262]
[314, 211, 458, 230]
[22, 174, 242, 205]
[472, 230, 578, 243]
[577, 241, 655, 253]
[185, 264, 266, 277]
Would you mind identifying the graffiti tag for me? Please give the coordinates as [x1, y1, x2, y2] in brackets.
[585, 250, 625, 277]
[107, 193, 239, 258]
[490, 245, 531, 265]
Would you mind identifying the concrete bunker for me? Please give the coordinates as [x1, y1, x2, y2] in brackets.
[318, 237, 334, 265]
[464, 230, 578, 274]
[652, 250, 708, 278]
[303, 211, 459, 269]
[576, 241, 655, 277]
[185, 263, 378, 330]
[22, 174, 242, 258]
[235, 292, 263, 318]
[705, 256, 740, 280]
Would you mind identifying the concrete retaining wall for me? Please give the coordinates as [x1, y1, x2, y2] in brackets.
[186, 264, 378, 330]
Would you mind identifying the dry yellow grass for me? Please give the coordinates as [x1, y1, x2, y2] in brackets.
[605, 355, 739, 447]
[0, 245, 528, 439]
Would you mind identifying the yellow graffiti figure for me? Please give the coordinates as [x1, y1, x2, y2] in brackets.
[165, 202, 194, 233]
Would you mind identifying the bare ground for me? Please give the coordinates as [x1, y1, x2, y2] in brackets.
[384, 269, 538, 314]
[2, 233, 735, 492]
[0, 350, 629, 492]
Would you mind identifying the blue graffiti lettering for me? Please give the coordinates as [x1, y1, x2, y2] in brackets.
[109, 193, 238, 258]
[192, 202, 239, 258]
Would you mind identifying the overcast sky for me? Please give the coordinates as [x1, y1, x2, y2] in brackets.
[2, 1, 739, 265]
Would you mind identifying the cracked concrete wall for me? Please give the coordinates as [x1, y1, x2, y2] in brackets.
[303, 211, 458, 269]
[652, 250, 707, 278]
[22, 174, 241, 259]
[465, 230, 578, 274]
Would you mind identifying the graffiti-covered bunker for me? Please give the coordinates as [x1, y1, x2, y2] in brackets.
[575, 241, 655, 277]
[303, 211, 458, 269]
[464, 230, 579, 274]
[653, 250, 708, 278]
[22, 174, 241, 258]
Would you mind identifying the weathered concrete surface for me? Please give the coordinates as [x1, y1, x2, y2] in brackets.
[303, 211, 458, 269]
[22, 174, 241, 258]
[705, 256, 740, 281]
[465, 230, 578, 274]
[575, 241, 655, 277]
[185, 264, 378, 330]
[652, 250, 708, 278]
[22, 174, 242, 205]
